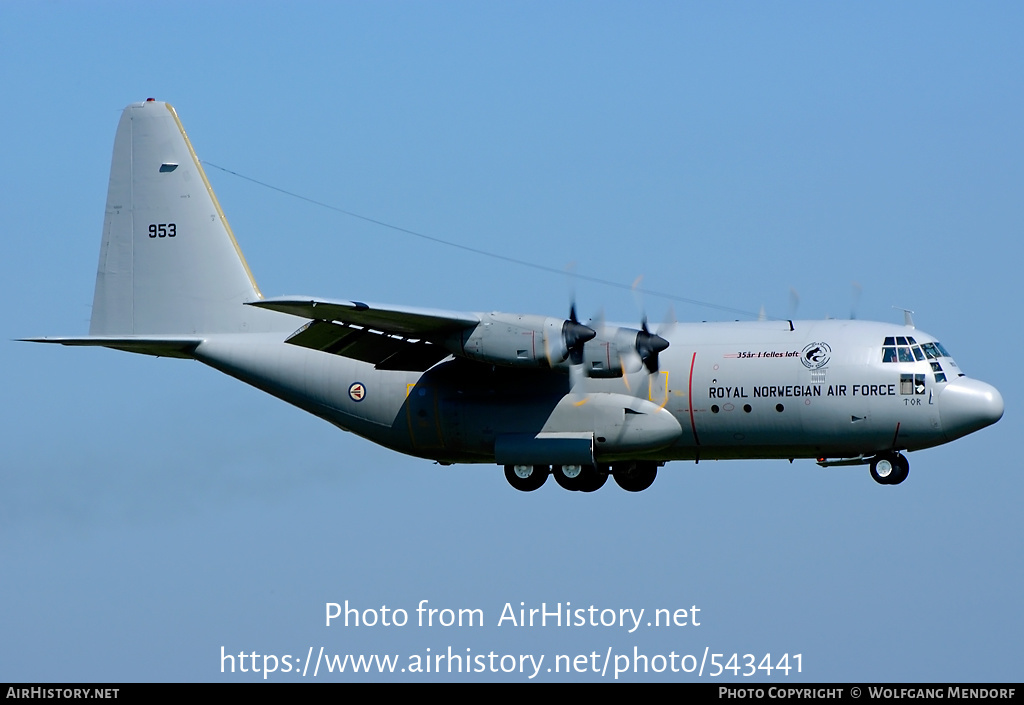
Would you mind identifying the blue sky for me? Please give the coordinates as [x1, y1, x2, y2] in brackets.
[2, 2, 1021, 682]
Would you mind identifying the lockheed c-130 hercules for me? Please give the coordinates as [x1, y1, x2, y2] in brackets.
[25, 100, 1004, 492]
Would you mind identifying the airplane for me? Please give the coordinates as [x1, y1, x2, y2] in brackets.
[24, 99, 1004, 492]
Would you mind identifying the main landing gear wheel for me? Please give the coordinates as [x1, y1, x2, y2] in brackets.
[552, 464, 607, 492]
[578, 465, 608, 493]
[504, 464, 549, 492]
[612, 461, 658, 492]
[870, 452, 909, 485]
[553, 464, 583, 491]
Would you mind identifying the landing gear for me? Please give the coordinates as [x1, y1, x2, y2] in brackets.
[504, 464, 549, 492]
[552, 464, 608, 492]
[869, 452, 909, 485]
[613, 461, 658, 492]
[578, 466, 608, 493]
[501, 461, 656, 492]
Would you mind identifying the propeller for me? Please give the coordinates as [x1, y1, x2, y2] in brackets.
[559, 272, 670, 399]
[563, 302, 596, 365]
[850, 280, 862, 320]
[631, 276, 670, 373]
[561, 264, 596, 366]
[636, 315, 670, 373]
[560, 299, 596, 404]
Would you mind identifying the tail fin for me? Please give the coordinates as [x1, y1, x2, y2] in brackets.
[90, 100, 267, 335]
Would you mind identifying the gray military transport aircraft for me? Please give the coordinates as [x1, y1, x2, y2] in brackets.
[26, 100, 1004, 492]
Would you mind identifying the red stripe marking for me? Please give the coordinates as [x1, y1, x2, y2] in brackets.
[688, 351, 700, 446]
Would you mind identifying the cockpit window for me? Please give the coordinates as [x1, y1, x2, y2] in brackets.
[881, 338, 957, 382]
[882, 338, 953, 366]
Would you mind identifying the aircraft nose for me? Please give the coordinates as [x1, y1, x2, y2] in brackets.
[938, 377, 1004, 441]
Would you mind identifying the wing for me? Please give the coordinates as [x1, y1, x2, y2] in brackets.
[248, 296, 480, 371]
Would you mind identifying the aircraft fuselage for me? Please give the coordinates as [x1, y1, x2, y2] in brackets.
[191, 317, 1001, 468]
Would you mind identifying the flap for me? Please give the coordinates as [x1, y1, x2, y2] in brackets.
[284, 320, 450, 371]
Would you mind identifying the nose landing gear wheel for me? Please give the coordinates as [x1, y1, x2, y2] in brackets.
[504, 464, 549, 492]
[870, 452, 909, 485]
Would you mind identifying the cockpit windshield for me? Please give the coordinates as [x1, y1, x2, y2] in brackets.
[881, 337, 957, 382]
[881, 336, 953, 363]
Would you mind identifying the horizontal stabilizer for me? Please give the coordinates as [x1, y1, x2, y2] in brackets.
[21, 336, 202, 359]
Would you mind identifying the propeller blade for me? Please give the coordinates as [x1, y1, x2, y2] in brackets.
[630, 278, 670, 373]
[569, 360, 589, 401]
[563, 302, 596, 366]
[850, 280, 862, 320]
[636, 318, 669, 373]
[658, 306, 677, 335]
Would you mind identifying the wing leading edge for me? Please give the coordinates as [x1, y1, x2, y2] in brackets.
[249, 297, 481, 371]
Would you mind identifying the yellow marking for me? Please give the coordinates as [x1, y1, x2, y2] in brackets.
[405, 396, 417, 445]
[648, 370, 669, 409]
[406, 383, 416, 398]
[621, 361, 632, 392]
[164, 103, 264, 299]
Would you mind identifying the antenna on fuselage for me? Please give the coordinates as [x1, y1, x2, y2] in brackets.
[893, 307, 916, 328]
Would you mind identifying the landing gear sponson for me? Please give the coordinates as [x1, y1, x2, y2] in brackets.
[503, 462, 659, 492]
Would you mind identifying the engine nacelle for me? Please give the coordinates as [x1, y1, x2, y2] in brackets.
[447, 313, 584, 368]
[445, 313, 667, 376]
[579, 322, 669, 376]
[574, 325, 646, 377]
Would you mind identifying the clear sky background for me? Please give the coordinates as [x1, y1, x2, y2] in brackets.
[2, 2, 1021, 682]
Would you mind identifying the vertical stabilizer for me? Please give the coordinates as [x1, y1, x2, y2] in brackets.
[90, 100, 267, 335]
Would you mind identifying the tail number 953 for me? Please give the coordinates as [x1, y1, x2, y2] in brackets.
[148, 223, 177, 238]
